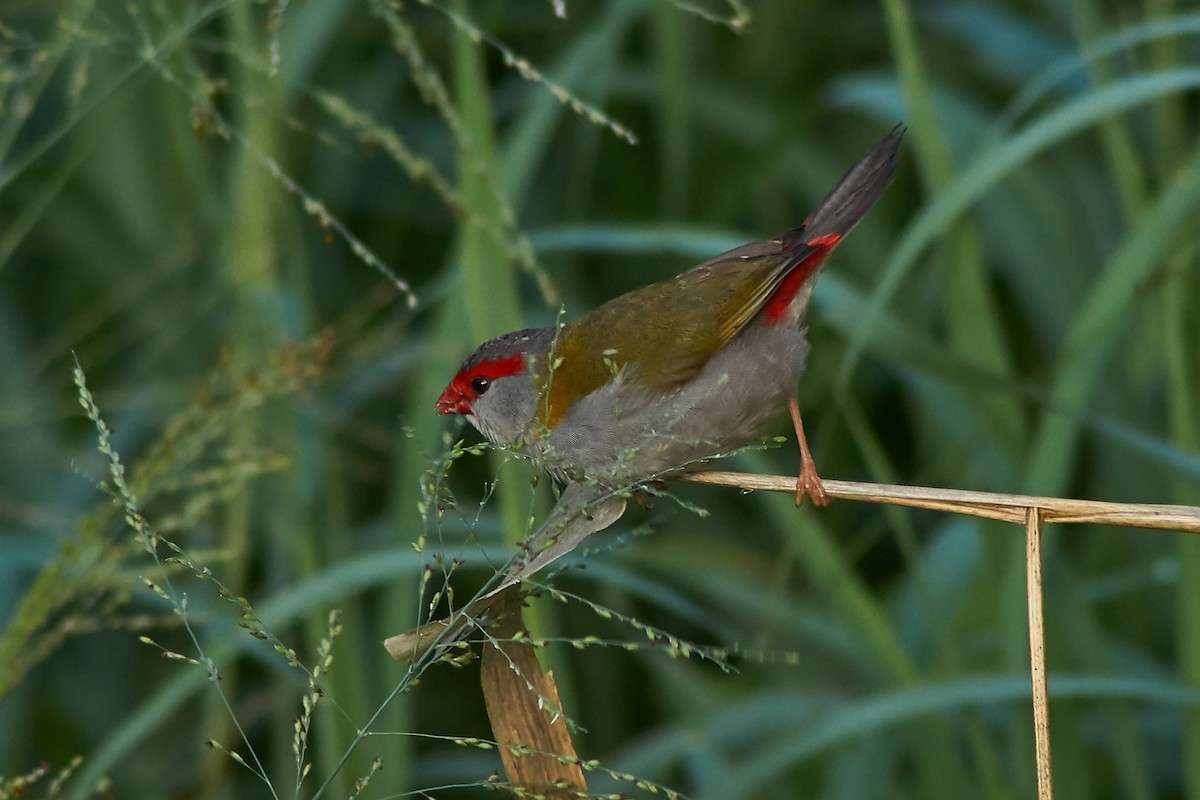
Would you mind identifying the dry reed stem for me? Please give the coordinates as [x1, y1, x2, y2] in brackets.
[682, 471, 1200, 800]
[1025, 508, 1054, 800]
[683, 472, 1200, 532]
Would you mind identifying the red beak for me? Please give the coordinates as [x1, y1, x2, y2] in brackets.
[435, 385, 471, 415]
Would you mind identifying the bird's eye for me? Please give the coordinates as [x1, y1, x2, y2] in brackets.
[470, 376, 490, 396]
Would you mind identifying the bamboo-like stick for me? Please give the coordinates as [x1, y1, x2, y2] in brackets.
[682, 470, 1200, 800]
[682, 472, 1200, 532]
[1025, 508, 1053, 800]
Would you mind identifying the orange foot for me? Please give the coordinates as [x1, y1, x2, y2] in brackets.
[796, 453, 830, 507]
[789, 395, 831, 508]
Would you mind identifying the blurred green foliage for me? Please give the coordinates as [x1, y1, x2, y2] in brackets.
[1, 0, 1199, 797]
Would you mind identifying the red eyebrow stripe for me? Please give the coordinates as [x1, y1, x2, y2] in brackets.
[448, 352, 528, 399]
[470, 353, 526, 380]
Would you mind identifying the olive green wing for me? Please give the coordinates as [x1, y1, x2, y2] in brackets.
[541, 242, 792, 427]
[675, 237, 795, 350]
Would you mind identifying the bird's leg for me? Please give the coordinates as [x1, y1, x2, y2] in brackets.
[788, 396, 830, 507]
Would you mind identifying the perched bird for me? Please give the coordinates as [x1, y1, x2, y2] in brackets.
[387, 128, 903, 664]
[436, 126, 903, 506]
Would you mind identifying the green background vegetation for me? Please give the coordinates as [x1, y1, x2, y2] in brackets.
[2, 0, 1199, 797]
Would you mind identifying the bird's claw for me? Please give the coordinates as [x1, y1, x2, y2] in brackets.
[795, 461, 830, 508]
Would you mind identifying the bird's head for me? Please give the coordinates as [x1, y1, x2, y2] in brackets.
[436, 327, 555, 447]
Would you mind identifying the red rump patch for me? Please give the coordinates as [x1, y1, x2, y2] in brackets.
[763, 233, 842, 323]
[436, 353, 527, 414]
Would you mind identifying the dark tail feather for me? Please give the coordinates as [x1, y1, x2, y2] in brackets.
[791, 124, 904, 246]
[761, 127, 902, 322]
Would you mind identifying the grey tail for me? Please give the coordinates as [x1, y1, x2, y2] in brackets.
[787, 124, 904, 247]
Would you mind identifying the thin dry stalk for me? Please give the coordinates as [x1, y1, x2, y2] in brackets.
[683, 470, 1200, 800]
[682, 472, 1200, 532]
[1026, 508, 1053, 800]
